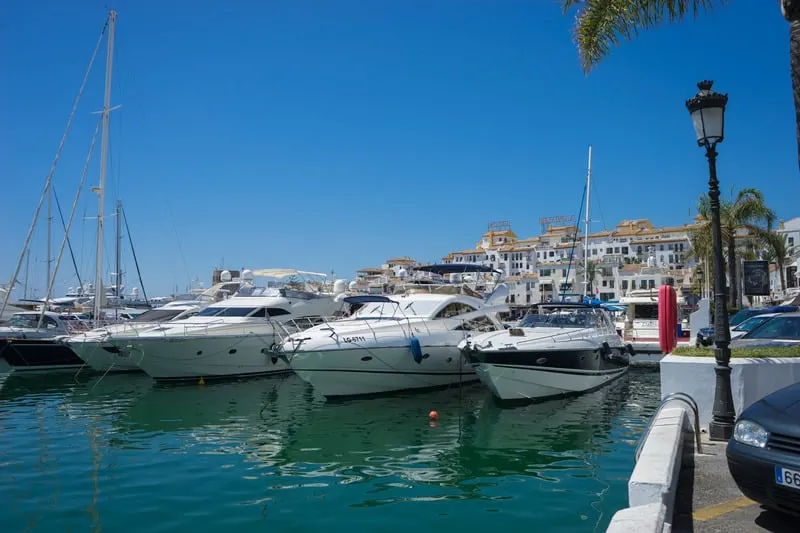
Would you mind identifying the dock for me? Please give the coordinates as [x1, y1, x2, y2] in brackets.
[672, 433, 794, 532]
[606, 401, 795, 533]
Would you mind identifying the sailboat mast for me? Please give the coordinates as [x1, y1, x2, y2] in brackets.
[46, 182, 52, 294]
[116, 199, 122, 306]
[583, 145, 592, 298]
[93, 9, 117, 325]
[24, 249, 30, 300]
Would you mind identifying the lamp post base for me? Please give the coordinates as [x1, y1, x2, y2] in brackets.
[709, 420, 734, 441]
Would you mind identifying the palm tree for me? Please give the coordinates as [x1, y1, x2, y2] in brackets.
[692, 188, 776, 307]
[561, 0, 800, 171]
[583, 259, 598, 294]
[762, 231, 799, 292]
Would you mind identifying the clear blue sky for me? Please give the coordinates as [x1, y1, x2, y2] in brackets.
[0, 0, 795, 299]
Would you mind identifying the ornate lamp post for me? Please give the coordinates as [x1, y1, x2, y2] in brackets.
[686, 80, 734, 441]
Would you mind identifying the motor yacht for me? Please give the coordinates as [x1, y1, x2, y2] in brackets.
[115, 269, 345, 382]
[0, 311, 90, 372]
[459, 302, 632, 402]
[282, 267, 509, 397]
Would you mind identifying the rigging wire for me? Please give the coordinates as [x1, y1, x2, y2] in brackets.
[1, 16, 109, 317]
[52, 186, 84, 288]
[591, 174, 608, 231]
[121, 206, 149, 305]
[39, 116, 103, 327]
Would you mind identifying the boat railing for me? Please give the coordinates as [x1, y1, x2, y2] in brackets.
[634, 392, 702, 463]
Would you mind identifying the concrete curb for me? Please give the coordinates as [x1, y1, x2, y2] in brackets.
[605, 502, 666, 533]
[606, 403, 691, 533]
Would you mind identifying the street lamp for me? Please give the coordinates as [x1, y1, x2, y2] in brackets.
[686, 80, 734, 441]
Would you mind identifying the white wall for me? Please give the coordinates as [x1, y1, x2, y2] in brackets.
[660, 355, 800, 429]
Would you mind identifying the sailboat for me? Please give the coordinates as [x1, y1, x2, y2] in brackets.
[1, 10, 120, 373]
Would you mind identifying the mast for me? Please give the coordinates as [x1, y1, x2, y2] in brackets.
[46, 182, 52, 295]
[583, 145, 592, 298]
[93, 9, 117, 326]
[115, 199, 122, 316]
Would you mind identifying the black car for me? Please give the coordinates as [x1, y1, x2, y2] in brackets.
[727, 381, 800, 516]
[696, 305, 800, 347]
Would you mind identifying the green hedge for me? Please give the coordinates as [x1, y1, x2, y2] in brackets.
[671, 345, 800, 358]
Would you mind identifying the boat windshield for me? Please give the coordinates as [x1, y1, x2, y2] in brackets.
[353, 300, 442, 319]
[7, 314, 41, 328]
[195, 307, 261, 317]
[234, 287, 282, 297]
[521, 307, 604, 329]
[131, 308, 188, 323]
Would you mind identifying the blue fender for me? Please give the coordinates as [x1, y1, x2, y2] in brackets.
[410, 336, 423, 364]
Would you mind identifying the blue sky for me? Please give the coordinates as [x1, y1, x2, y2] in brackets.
[0, 0, 795, 299]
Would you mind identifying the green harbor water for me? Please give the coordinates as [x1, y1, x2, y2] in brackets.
[0, 368, 660, 533]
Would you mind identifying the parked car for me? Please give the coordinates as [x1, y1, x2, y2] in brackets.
[731, 312, 800, 348]
[696, 305, 799, 347]
[727, 381, 800, 516]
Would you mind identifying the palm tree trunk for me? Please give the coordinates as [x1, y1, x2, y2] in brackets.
[784, 0, 800, 170]
[779, 260, 787, 293]
[727, 239, 738, 308]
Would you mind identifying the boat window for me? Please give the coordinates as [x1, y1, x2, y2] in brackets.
[195, 307, 259, 317]
[267, 308, 291, 317]
[196, 307, 227, 317]
[281, 289, 319, 300]
[454, 315, 497, 332]
[743, 316, 800, 340]
[434, 302, 478, 319]
[633, 304, 659, 320]
[131, 309, 186, 322]
[250, 308, 267, 318]
[216, 307, 260, 317]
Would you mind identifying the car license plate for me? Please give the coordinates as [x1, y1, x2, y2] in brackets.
[775, 466, 800, 490]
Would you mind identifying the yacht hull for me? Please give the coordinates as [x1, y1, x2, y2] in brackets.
[118, 334, 290, 381]
[470, 347, 629, 401]
[68, 341, 142, 373]
[2, 338, 86, 372]
[289, 346, 476, 397]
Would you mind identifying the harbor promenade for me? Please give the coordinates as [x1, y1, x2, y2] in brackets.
[673, 433, 794, 533]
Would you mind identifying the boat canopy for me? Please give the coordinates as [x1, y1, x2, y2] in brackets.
[412, 264, 499, 275]
[251, 269, 327, 279]
[343, 295, 398, 305]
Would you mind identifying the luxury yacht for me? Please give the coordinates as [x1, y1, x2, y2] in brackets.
[66, 301, 204, 373]
[115, 269, 346, 382]
[459, 302, 633, 402]
[282, 265, 508, 397]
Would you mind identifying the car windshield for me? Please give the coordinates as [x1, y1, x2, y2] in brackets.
[521, 306, 606, 329]
[743, 316, 800, 340]
[729, 309, 761, 327]
[733, 315, 772, 332]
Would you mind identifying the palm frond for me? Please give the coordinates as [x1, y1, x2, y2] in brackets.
[563, 0, 728, 72]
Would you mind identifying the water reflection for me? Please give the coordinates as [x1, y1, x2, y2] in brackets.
[0, 368, 660, 533]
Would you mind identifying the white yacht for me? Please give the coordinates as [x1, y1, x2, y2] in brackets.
[112, 269, 345, 382]
[459, 302, 632, 402]
[282, 276, 509, 397]
[65, 301, 204, 373]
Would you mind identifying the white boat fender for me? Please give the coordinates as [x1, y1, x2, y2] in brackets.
[410, 336, 423, 364]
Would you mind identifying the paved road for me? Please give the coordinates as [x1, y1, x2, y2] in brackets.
[673, 433, 795, 533]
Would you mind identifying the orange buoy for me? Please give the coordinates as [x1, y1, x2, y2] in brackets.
[428, 410, 438, 421]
